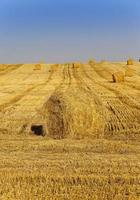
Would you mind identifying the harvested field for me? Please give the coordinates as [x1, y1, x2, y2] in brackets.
[0, 137, 140, 200]
[0, 62, 139, 138]
[0, 62, 140, 199]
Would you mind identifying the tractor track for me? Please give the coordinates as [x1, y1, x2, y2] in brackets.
[72, 65, 105, 125]
[54, 64, 72, 93]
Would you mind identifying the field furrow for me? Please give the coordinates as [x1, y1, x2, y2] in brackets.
[81, 64, 140, 139]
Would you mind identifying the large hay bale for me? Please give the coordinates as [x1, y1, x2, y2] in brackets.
[112, 71, 125, 82]
[34, 64, 41, 70]
[127, 59, 133, 65]
[44, 89, 104, 139]
[125, 67, 136, 77]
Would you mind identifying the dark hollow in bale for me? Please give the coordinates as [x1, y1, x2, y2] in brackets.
[31, 124, 46, 136]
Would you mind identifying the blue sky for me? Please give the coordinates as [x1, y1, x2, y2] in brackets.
[0, 0, 140, 63]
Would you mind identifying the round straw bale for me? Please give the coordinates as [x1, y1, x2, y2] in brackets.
[44, 89, 104, 139]
[127, 59, 133, 65]
[73, 63, 82, 68]
[112, 71, 125, 82]
[34, 64, 41, 70]
[88, 59, 96, 65]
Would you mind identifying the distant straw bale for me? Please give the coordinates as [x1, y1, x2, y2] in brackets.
[34, 64, 41, 71]
[88, 59, 96, 65]
[53, 64, 59, 67]
[127, 59, 133, 65]
[73, 63, 82, 68]
[112, 71, 125, 82]
[0, 64, 7, 72]
[49, 64, 60, 71]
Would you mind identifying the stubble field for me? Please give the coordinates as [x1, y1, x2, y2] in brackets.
[0, 61, 140, 199]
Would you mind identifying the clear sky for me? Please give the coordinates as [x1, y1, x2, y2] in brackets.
[0, 0, 140, 63]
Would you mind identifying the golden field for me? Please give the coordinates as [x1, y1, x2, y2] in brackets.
[0, 61, 140, 199]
